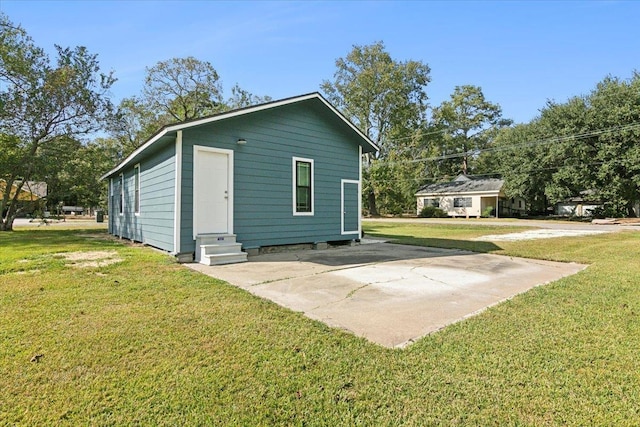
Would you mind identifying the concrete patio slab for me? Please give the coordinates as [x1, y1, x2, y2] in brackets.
[186, 243, 586, 348]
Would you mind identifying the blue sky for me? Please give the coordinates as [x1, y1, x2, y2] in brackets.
[1, 0, 638, 124]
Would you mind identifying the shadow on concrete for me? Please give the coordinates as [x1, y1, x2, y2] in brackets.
[249, 238, 503, 267]
[377, 236, 503, 254]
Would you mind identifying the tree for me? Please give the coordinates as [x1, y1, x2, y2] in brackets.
[0, 13, 115, 230]
[492, 73, 640, 217]
[111, 59, 271, 157]
[581, 74, 640, 216]
[433, 85, 511, 177]
[142, 57, 224, 122]
[321, 41, 431, 215]
[107, 96, 163, 156]
[226, 84, 272, 109]
[44, 137, 121, 211]
[490, 122, 554, 214]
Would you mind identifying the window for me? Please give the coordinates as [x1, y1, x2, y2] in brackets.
[110, 178, 114, 216]
[119, 173, 124, 215]
[453, 197, 472, 208]
[293, 157, 314, 215]
[134, 164, 140, 215]
[424, 198, 440, 207]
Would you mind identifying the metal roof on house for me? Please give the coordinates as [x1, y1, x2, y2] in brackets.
[416, 175, 504, 195]
[0, 180, 47, 201]
[101, 92, 379, 180]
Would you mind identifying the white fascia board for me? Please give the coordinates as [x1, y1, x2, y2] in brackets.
[101, 92, 379, 180]
[100, 130, 170, 180]
[169, 93, 320, 131]
[166, 93, 378, 152]
[313, 96, 380, 153]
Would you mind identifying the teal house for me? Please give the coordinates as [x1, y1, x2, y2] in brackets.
[102, 93, 378, 265]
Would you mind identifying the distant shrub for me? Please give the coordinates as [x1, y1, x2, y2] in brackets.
[419, 206, 448, 218]
[589, 205, 617, 219]
[482, 206, 495, 218]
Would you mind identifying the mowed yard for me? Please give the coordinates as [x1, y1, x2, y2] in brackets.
[1, 221, 639, 425]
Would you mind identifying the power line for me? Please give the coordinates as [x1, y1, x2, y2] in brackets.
[404, 158, 631, 187]
[377, 122, 640, 165]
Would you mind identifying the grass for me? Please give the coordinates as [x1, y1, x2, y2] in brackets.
[364, 220, 534, 252]
[1, 224, 640, 425]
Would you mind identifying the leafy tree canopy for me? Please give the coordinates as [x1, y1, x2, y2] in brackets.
[111, 58, 271, 156]
[432, 85, 511, 177]
[0, 13, 115, 230]
[321, 41, 431, 215]
[493, 72, 640, 217]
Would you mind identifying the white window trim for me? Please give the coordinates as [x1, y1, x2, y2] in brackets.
[108, 178, 113, 233]
[119, 173, 124, 216]
[292, 156, 314, 216]
[134, 164, 141, 216]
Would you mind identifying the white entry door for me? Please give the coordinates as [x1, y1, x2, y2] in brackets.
[193, 146, 233, 237]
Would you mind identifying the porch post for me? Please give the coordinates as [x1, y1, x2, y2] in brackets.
[496, 195, 499, 219]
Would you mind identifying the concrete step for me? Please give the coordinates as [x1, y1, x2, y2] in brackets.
[197, 234, 237, 245]
[201, 242, 243, 256]
[195, 234, 239, 263]
[195, 234, 247, 266]
[200, 251, 248, 266]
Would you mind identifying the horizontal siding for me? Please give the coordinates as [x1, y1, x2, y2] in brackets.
[111, 142, 176, 252]
[139, 143, 176, 251]
[180, 102, 361, 252]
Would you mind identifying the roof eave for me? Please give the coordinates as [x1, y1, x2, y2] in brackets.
[100, 128, 174, 180]
[416, 189, 503, 197]
[101, 92, 379, 181]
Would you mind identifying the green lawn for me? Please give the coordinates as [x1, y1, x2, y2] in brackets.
[1, 224, 639, 425]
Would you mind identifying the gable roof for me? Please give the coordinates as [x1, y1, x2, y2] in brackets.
[102, 92, 378, 180]
[416, 175, 504, 195]
[0, 180, 47, 201]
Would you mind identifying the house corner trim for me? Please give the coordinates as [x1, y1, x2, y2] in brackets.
[173, 130, 183, 254]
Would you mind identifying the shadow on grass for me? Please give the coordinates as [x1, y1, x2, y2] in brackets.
[0, 228, 113, 252]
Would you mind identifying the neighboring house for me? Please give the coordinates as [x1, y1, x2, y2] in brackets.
[61, 206, 85, 215]
[0, 180, 47, 201]
[555, 191, 601, 217]
[555, 190, 640, 217]
[0, 180, 47, 216]
[101, 93, 378, 265]
[415, 175, 526, 218]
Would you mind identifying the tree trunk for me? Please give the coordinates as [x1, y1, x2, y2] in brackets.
[0, 178, 19, 231]
[0, 217, 14, 231]
[367, 190, 379, 217]
[1, 202, 18, 231]
[627, 199, 637, 218]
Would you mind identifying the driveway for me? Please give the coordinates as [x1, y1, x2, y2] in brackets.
[187, 242, 586, 348]
[363, 217, 640, 232]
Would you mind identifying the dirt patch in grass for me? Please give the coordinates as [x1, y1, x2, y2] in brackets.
[13, 269, 41, 275]
[59, 250, 123, 268]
